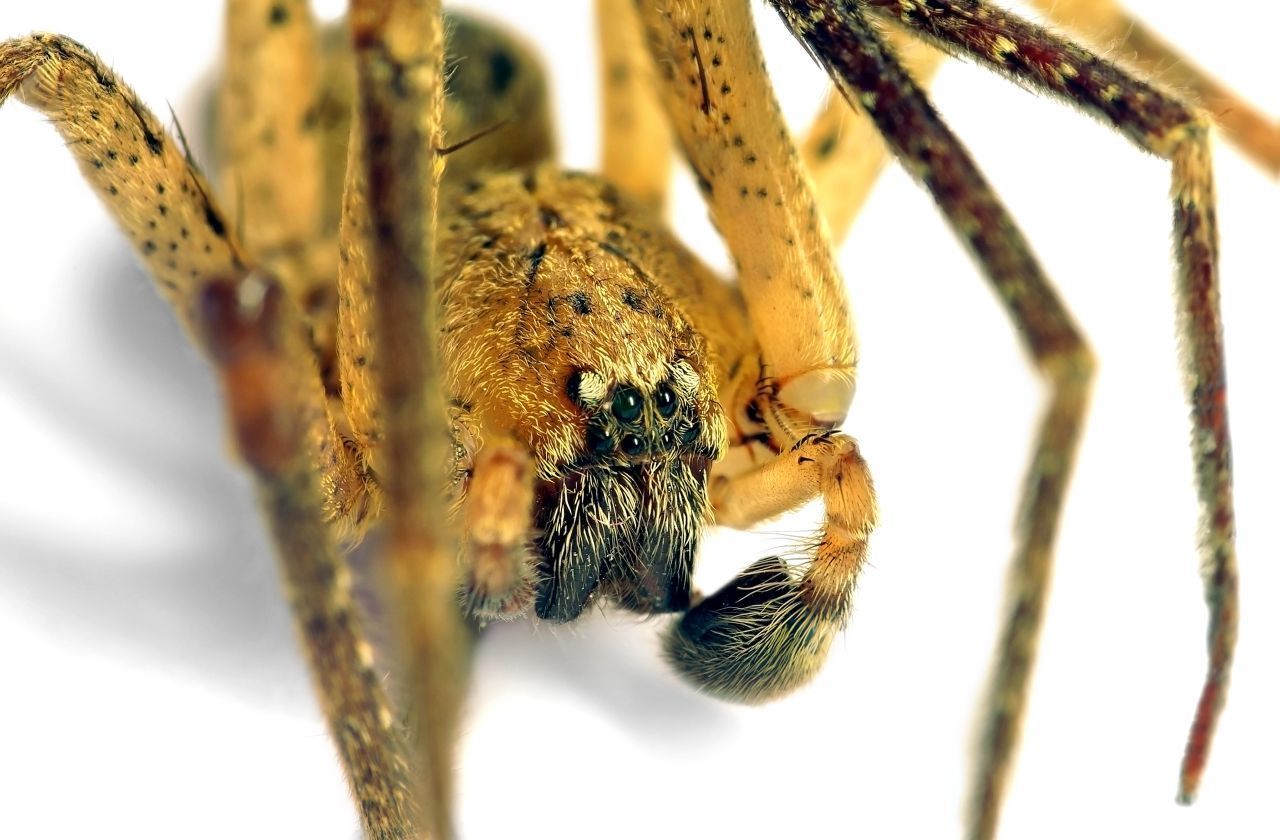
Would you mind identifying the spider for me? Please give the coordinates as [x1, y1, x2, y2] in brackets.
[0, 1, 1274, 840]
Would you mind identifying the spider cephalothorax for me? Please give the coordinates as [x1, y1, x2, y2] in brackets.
[435, 161, 735, 626]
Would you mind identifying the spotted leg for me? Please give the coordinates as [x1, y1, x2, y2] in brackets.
[0, 31, 415, 838]
[635, 0, 884, 706]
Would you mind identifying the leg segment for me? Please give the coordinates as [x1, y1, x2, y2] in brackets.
[769, 4, 1103, 838]
[218, 0, 323, 264]
[461, 437, 536, 620]
[800, 25, 945, 244]
[1027, 0, 1279, 174]
[200, 275, 416, 840]
[348, 2, 465, 837]
[0, 35, 244, 321]
[856, 0, 1238, 811]
[1, 34, 408, 836]
[637, 0, 857, 428]
[671, 431, 876, 702]
[598, 0, 673, 213]
[219, 0, 345, 393]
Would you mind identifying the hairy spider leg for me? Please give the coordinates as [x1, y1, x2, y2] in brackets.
[0, 28, 416, 839]
[634, 0, 879, 704]
[598, 0, 674, 214]
[860, 0, 1238, 817]
[1027, 0, 1279, 174]
[774, 0, 1237, 836]
[346, 1, 464, 838]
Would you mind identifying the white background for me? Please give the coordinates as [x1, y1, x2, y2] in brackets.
[0, 2, 1275, 838]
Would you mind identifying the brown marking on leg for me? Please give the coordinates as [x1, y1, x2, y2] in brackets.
[199, 273, 418, 840]
[800, 25, 945, 244]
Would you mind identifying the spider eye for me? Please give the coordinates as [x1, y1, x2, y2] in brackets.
[660, 430, 676, 449]
[655, 383, 677, 418]
[681, 419, 702, 445]
[586, 425, 614, 454]
[612, 387, 644, 422]
[620, 433, 645, 456]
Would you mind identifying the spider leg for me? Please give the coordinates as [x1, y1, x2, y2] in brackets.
[1026, 0, 1279, 174]
[598, 0, 673, 213]
[218, 0, 325, 268]
[199, 274, 418, 840]
[800, 25, 945, 244]
[347, 2, 466, 838]
[635, 0, 881, 707]
[776, 0, 1239, 833]
[219, 0, 361, 446]
[0, 36, 243, 319]
[0, 34, 413, 837]
[638, 0, 857, 435]
[856, 0, 1240, 812]
[668, 429, 876, 701]
[0, 34, 363, 520]
[461, 437, 537, 620]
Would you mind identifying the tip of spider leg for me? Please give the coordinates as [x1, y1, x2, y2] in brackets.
[1177, 762, 1204, 807]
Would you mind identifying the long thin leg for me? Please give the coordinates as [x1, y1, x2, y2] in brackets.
[0, 34, 412, 837]
[199, 275, 417, 840]
[637, 0, 857, 430]
[779, 0, 1238, 833]
[768, 4, 1100, 838]
[1027, 0, 1279, 174]
[800, 26, 945, 244]
[348, 2, 465, 838]
[218, 0, 324, 264]
[598, 0, 673, 213]
[856, 0, 1238, 811]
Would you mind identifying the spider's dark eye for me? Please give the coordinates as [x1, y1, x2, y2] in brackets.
[660, 430, 676, 449]
[620, 433, 645, 456]
[681, 419, 701, 445]
[655, 383, 677, 418]
[612, 387, 643, 422]
[586, 425, 613, 454]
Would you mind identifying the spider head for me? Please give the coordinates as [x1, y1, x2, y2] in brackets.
[529, 360, 725, 622]
[565, 359, 721, 465]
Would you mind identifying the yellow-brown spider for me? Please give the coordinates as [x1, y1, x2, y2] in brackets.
[0, 1, 1273, 838]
